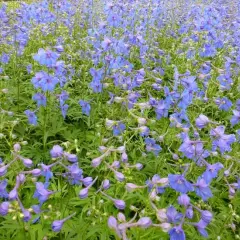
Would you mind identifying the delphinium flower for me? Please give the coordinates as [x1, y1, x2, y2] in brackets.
[145, 138, 162, 156]
[89, 68, 104, 93]
[168, 225, 186, 240]
[0, 201, 10, 216]
[166, 205, 183, 223]
[39, 73, 59, 92]
[0, 179, 8, 198]
[178, 137, 209, 165]
[168, 174, 194, 194]
[24, 110, 37, 125]
[113, 122, 126, 136]
[154, 99, 169, 119]
[33, 48, 60, 67]
[202, 162, 223, 183]
[108, 213, 152, 239]
[230, 110, 240, 126]
[215, 97, 232, 111]
[32, 93, 47, 107]
[146, 174, 168, 195]
[199, 43, 217, 58]
[178, 194, 190, 207]
[38, 163, 54, 182]
[0, 53, 10, 64]
[8, 174, 24, 201]
[52, 212, 76, 232]
[79, 100, 91, 116]
[194, 177, 213, 201]
[210, 126, 236, 153]
[50, 145, 63, 158]
[105, 119, 126, 136]
[57, 90, 69, 118]
[100, 191, 126, 210]
[195, 114, 210, 129]
[26, 64, 32, 73]
[33, 182, 55, 204]
[125, 183, 146, 192]
[79, 177, 97, 199]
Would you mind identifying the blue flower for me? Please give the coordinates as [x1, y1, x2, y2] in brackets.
[168, 174, 194, 193]
[166, 206, 183, 223]
[79, 100, 91, 116]
[194, 177, 212, 201]
[52, 220, 64, 232]
[215, 97, 232, 111]
[0, 201, 9, 216]
[32, 93, 46, 107]
[113, 122, 125, 136]
[210, 126, 236, 153]
[41, 73, 59, 92]
[24, 110, 37, 125]
[33, 48, 60, 67]
[195, 114, 210, 129]
[1, 53, 10, 64]
[230, 110, 240, 126]
[169, 226, 185, 240]
[145, 138, 162, 156]
[50, 145, 63, 158]
[33, 182, 54, 204]
[202, 162, 223, 184]
[0, 180, 8, 198]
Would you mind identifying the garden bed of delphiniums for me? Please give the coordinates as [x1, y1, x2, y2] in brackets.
[0, 0, 240, 239]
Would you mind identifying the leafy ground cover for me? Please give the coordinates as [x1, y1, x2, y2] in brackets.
[0, 0, 240, 239]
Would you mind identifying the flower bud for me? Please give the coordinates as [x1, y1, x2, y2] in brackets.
[126, 183, 138, 192]
[91, 157, 102, 168]
[137, 217, 152, 228]
[186, 206, 194, 219]
[149, 189, 157, 200]
[22, 158, 33, 168]
[79, 188, 88, 199]
[156, 209, 167, 222]
[50, 145, 63, 158]
[108, 216, 118, 229]
[17, 174, 25, 184]
[117, 212, 126, 222]
[114, 200, 126, 210]
[201, 210, 213, 224]
[159, 222, 171, 232]
[0, 166, 7, 177]
[103, 179, 110, 190]
[121, 152, 128, 162]
[0, 202, 9, 216]
[137, 117, 147, 126]
[135, 163, 143, 170]
[117, 146, 125, 153]
[177, 194, 190, 207]
[114, 171, 125, 182]
[23, 209, 31, 222]
[52, 220, 64, 232]
[32, 169, 42, 177]
[172, 154, 179, 160]
[65, 153, 78, 163]
[82, 177, 93, 187]
[9, 188, 18, 200]
[13, 143, 21, 152]
[112, 161, 120, 168]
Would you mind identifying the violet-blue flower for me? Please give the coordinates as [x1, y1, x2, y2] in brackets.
[168, 174, 194, 193]
[79, 100, 91, 116]
[168, 226, 186, 240]
[194, 177, 213, 201]
[24, 110, 37, 125]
